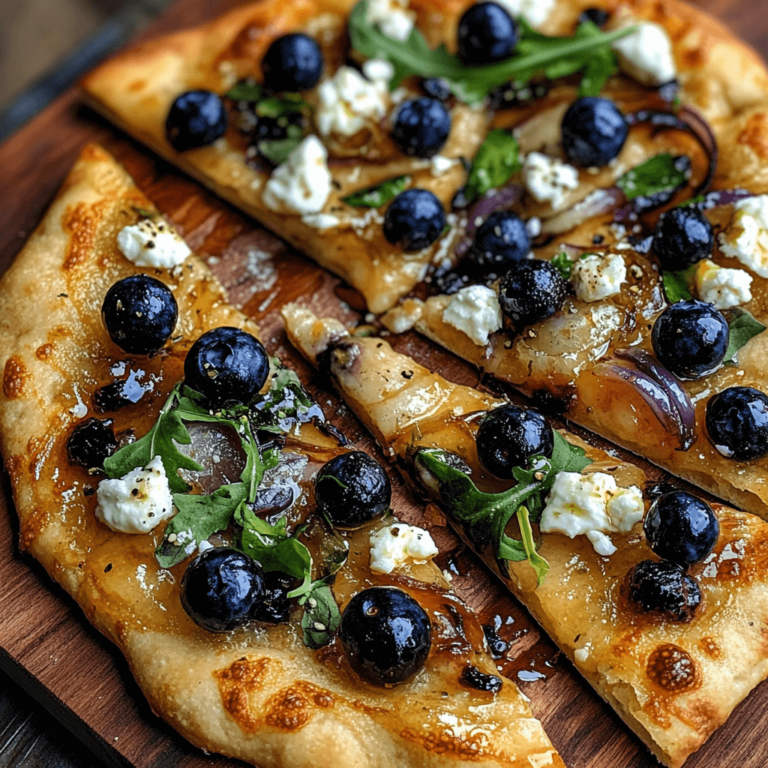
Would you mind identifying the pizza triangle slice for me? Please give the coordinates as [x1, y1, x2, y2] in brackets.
[283, 303, 768, 768]
[0, 143, 565, 768]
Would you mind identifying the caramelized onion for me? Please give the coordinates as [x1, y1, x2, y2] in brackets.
[597, 348, 696, 450]
[626, 106, 717, 198]
[541, 188, 626, 235]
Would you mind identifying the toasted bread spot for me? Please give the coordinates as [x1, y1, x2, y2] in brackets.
[19, 508, 46, 550]
[698, 636, 722, 660]
[738, 113, 768, 159]
[646, 644, 701, 694]
[215, 656, 278, 732]
[264, 682, 336, 732]
[3, 356, 27, 399]
[5, 454, 23, 483]
[63, 202, 100, 270]
[128, 80, 146, 92]
[36, 344, 54, 361]
[400, 725, 487, 760]
[642, 697, 673, 729]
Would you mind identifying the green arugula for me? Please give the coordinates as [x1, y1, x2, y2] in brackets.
[724, 308, 767, 364]
[616, 154, 690, 201]
[349, 1, 634, 103]
[258, 124, 305, 166]
[465, 130, 521, 203]
[300, 581, 342, 650]
[226, 81, 263, 101]
[661, 265, 695, 304]
[414, 431, 591, 585]
[550, 252, 575, 281]
[252, 357, 322, 433]
[342, 175, 411, 208]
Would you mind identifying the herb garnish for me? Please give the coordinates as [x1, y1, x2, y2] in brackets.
[724, 308, 767, 364]
[661, 265, 695, 304]
[616, 154, 690, 202]
[550, 252, 576, 281]
[349, 1, 634, 104]
[103, 362, 343, 647]
[415, 431, 592, 585]
[342, 175, 411, 208]
[465, 130, 521, 203]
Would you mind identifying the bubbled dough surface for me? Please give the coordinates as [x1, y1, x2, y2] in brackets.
[283, 307, 768, 768]
[0, 145, 564, 768]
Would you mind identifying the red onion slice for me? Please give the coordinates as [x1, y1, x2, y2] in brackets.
[455, 184, 525, 258]
[696, 188, 752, 211]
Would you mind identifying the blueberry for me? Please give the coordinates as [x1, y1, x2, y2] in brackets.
[181, 548, 265, 633]
[102, 275, 179, 356]
[315, 451, 391, 528]
[498, 259, 569, 327]
[252, 570, 297, 624]
[383, 189, 446, 251]
[706, 386, 768, 461]
[468, 211, 530, 275]
[421, 78, 452, 102]
[166, 90, 228, 152]
[457, 2, 519, 65]
[625, 559, 702, 622]
[578, 7, 610, 27]
[644, 491, 719, 567]
[652, 207, 714, 271]
[651, 300, 729, 380]
[392, 98, 451, 158]
[476, 404, 553, 479]
[184, 327, 269, 407]
[67, 418, 117, 471]
[561, 97, 628, 168]
[261, 33, 324, 92]
[460, 664, 503, 693]
[340, 587, 431, 686]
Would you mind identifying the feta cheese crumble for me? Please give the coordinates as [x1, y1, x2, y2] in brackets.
[430, 155, 458, 176]
[495, 0, 556, 30]
[571, 253, 627, 302]
[442, 284, 502, 346]
[369, 523, 439, 574]
[612, 20, 677, 86]
[95, 456, 174, 534]
[262, 135, 332, 215]
[365, 0, 415, 41]
[316, 61, 392, 138]
[695, 259, 753, 309]
[540, 471, 644, 556]
[522, 152, 580, 210]
[117, 217, 191, 269]
[719, 195, 768, 278]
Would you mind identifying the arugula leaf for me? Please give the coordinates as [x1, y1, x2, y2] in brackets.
[550, 252, 575, 281]
[662, 265, 695, 304]
[157, 483, 248, 568]
[342, 175, 411, 208]
[300, 581, 341, 650]
[616, 154, 690, 201]
[577, 22, 618, 96]
[349, 1, 634, 103]
[256, 94, 307, 119]
[103, 384, 202, 494]
[226, 81, 263, 102]
[257, 124, 305, 166]
[252, 358, 323, 433]
[724, 308, 767, 364]
[465, 130, 521, 203]
[414, 434, 591, 585]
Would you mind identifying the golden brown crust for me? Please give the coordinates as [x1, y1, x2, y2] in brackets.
[0, 145, 564, 768]
[283, 306, 768, 768]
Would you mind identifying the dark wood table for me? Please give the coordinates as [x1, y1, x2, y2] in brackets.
[1, 1, 767, 766]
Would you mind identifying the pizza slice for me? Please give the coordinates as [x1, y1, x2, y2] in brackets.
[0, 144, 564, 768]
[283, 303, 768, 768]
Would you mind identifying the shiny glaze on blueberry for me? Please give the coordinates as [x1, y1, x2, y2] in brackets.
[652, 207, 714, 271]
[706, 386, 768, 461]
[561, 97, 628, 168]
[66, 418, 118, 472]
[261, 33, 324, 92]
[392, 98, 451, 158]
[498, 258, 569, 327]
[625, 559, 702, 623]
[457, 2, 518, 65]
[166, 90, 228, 152]
[383, 189, 446, 251]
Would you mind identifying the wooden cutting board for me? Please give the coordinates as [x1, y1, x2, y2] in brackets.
[2, 1, 768, 766]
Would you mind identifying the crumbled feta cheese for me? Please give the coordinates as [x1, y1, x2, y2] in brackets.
[369, 523, 439, 574]
[495, 0, 556, 30]
[442, 284, 502, 346]
[540, 472, 644, 555]
[719, 195, 768, 278]
[571, 253, 627, 302]
[612, 20, 677, 86]
[526, 216, 542, 238]
[262, 136, 332, 215]
[117, 217, 191, 269]
[365, 0, 415, 41]
[381, 298, 424, 334]
[695, 259, 753, 309]
[430, 155, 458, 176]
[316, 62, 391, 138]
[522, 152, 580, 210]
[301, 213, 341, 230]
[95, 456, 174, 534]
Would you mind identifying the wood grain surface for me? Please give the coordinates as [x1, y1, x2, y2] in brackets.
[1, 2, 767, 767]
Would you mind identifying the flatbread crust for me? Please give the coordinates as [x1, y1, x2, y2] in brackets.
[283, 304, 768, 768]
[0, 145, 564, 768]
